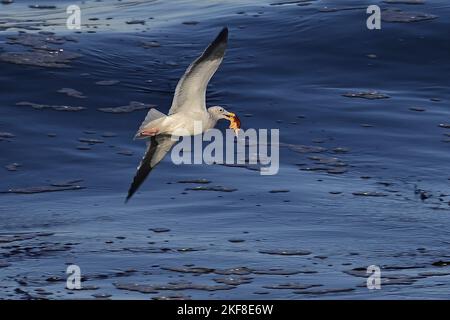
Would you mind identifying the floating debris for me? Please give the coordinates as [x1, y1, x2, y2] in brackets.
[332, 147, 350, 154]
[98, 101, 154, 113]
[352, 191, 388, 197]
[263, 283, 321, 290]
[382, 263, 427, 270]
[2, 180, 84, 194]
[319, 6, 367, 13]
[409, 107, 426, 112]
[377, 277, 418, 286]
[161, 266, 214, 274]
[16, 101, 85, 112]
[95, 80, 120, 86]
[438, 123, 450, 129]
[126, 20, 146, 25]
[74, 284, 102, 291]
[0, 50, 81, 68]
[101, 132, 117, 138]
[5, 163, 21, 171]
[0, 132, 15, 139]
[76, 145, 91, 151]
[269, 189, 290, 193]
[46, 276, 64, 282]
[114, 283, 158, 294]
[419, 271, 450, 277]
[220, 163, 261, 172]
[6, 33, 76, 49]
[29, 5, 57, 9]
[0, 133, 15, 142]
[1, 184, 85, 194]
[383, 0, 424, 4]
[57, 88, 86, 99]
[51, 179, 83, 187]
[228, 239, 245, 243]
[270, 0, 314, 6]
[432, 260, 450, 267]
[327, 168, 348, 174]
[214, 267, 252, 275]
[92, 293, 112, 299]
[182, 21, 199, 25]
[382, 9, 438, 23]
[300, 166, 329, 172]
[0, 232, 53, 244]
[0, 260, 11, 268]
[309, 155, 346, 165]
[141, 41, 161, 48]
[152, 294, 191, 300]
[289, 144, 327, 153]
[252, 268, 308, 275]
[413, 185, 434, 201]
[117, 149, 133, 156]
[185, 186, 237, 192]
[259, 249, 311, 256]
[78, 138, 104, 144]
[295, 288, 355, 294]
[165, 60, 179, 66]
[176, 247, 202, 253]
[377, 181, 393, 187]
[213, 276, 252, 286]
[115, 282, 233, 292]
[342, 91, 390, 99]
[177, 179, 211, 184]
[149, 228, 171, 233]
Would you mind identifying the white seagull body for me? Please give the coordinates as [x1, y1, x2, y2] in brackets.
[126, 27, 234, 201]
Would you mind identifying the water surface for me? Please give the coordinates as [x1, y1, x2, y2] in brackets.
[0, 0, 449, 299]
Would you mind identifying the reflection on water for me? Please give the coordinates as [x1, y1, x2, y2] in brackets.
[0, 0, 449, 299]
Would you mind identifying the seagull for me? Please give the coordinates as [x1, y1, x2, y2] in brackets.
[126, 27, 237, 202]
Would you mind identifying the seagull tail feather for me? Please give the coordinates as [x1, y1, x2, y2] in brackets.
[134, 108, 167, 140]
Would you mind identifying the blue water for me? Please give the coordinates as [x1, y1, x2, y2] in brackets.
[0, 0, 449, 299]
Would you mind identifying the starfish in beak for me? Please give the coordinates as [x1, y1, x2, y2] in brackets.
[225, 112, 241, 136]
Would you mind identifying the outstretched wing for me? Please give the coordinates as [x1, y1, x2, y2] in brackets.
[126, 135, 176, 202]
[168, 27, 228, 115]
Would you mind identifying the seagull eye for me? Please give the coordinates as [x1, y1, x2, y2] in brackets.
[219, 108, 224, 112]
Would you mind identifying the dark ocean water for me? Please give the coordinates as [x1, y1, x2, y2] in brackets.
[0, 0, 449, 299]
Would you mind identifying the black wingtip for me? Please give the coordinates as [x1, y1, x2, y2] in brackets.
[217, 26, 228, 43]
[125, 191, 132, 203]
[125, 185, 137, 203]
[210, 26, 228, 48]
[201, 26, 228, 61]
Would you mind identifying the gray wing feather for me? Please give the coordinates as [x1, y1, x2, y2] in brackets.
[169, 27, 228, 115]
[126, 135, 176, 202]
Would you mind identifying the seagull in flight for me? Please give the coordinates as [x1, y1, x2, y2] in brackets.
[126, 27, 239, 202]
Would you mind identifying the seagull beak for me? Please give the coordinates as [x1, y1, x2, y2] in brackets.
[224, 112, 236, 120]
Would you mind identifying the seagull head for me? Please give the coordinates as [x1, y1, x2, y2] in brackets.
[208, 106, 241, 136]
[207, 106, 235, 121]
